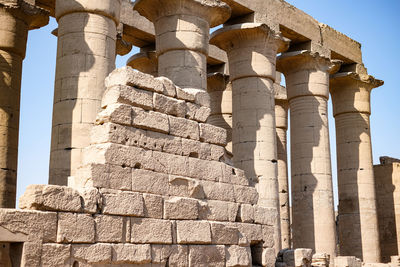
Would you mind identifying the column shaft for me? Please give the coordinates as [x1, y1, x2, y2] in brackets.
[207, 73, 232, 156]
[275, 86, 290, 248]
[331, 71, 382, 262]
[278, 51, 337, 257]
[49, 0, 120, 185]
[211, 23, 289, 252]
[134, 0, 231, 92]
[0, 4, 48, 208]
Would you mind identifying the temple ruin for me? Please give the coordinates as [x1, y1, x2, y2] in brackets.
[0, 0, 399, 266]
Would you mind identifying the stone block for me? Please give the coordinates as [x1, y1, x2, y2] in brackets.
[111, 244, 151, 264]
[176, 86, 196, 102]
[105, 67, 165, 95]
[95, 215, 125, 243]
[262, 225, 275, 248]
[57, 213, 95, 243]
[101, 190, 144, 217]
[225, 245, 251, 267]
[151, 245, 189, 266]
[155, 76, 178, 97]
[176, 221, 211, 244]
[41, 244, 71, 267]
[154, 93, 187, 117]
[147, 131, 182, 155]
[210, 144, 225, 161]
[169, 115, 199, 140]
[238, 204, 254, 223]
[0, 210, 57, 243]
[21, 242, 42, 266]
[72, 244, 112, 264]
[198, 200, 239, 222]
[184, 88, 211, 107]
[152, 151, 189, 176]
[221, 165, 249, 186]
[164, 197, 199, 220]
[143, 193, 163, 219]
[101, 84, 153, 110]
[132, 106, 169, 133]
[188, 158, 223, 181]
[334, 256, 362, 267]
[188, 245, 225, 267]
[19, 184, 82, 212]
[132, 169, 169, 195]
[96, 103, 132, 126]
[79, 187, 102, 214]
[201, 181, 235, 202]
[76, 163, 132, 191]
[312, 253, 330, 267]
[169, 176, 205, 199]
[262, 248, 276, 267]
[210, 222, 239, 245]
[234, 185, 258, 204]
[235, 223, 263, 245]
[290, 248, 312, 267]
[83, 143, 155, 171]
[254, 206, 278, 226]
[131, 218, 173, 244]
[199, 123, 227, 146]
[186, 102, 211, 122]
[181, 139, 210, 160]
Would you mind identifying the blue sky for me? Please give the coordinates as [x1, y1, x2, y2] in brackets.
[16, 1, 400, 207]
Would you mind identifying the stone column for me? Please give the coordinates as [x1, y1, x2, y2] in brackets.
[0, 1, 48, 208]
[127, 47, 158, 77]
[274, 72, 290, 249]
[49, 0, 121, 185]
[330, 66, 382, 262]
[277, 50, 337, 257]
[211, 23, 289, 251]
[133, 0, 231, 92]
[207, 72, 233, 157]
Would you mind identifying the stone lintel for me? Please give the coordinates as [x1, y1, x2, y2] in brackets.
[133, 0, 231, 28]
[55, 0, 121, 24]
[0, 0, 49, 30]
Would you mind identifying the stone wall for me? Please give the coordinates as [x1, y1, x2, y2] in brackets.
[0, 67, 278, 266]
[375, 157, 400, 262]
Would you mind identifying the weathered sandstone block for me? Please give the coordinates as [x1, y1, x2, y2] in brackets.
[238, 204, 254, 223]
[169, 176, 205, 199]
[169, 115, 200, 140]
[176, 220, 211, 244]
[151, 245, 189, 266]
[189, 245, 226, 267]
[210, 222, 239, 245]
[41, 244, 71, 266]
[164, 197, 199, 220]
[199, 123, 227, 146]
[57, 212, 95, 243]
[96, 103, 132, 126]
[101, 84, 153, 110]
[201, 180, 235, 202]
[72, 243, 112, 264]
[94, 215, 125, 243]
[198, 200, 239, 222]
[111, 244, 151, 264]
[143, 193, 163, 219]
[19, 184, 82, 212]
[186, 102, 211, 122]
[153, 93, 187, 117]
[132, 168, 169, 195]
[188, 157, 223, 182]
[101, 189, 144, 216]
[132, 106, 170, 133]
[225, 245, 251, 267]
[131, 218, 173, 244]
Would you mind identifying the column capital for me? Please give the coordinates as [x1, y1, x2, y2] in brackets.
[55, 0, 122, 24]
[277, 50, 334, 100]
[210, 23, 289, 82]
[0, 0, 49, 30]
[133, 0, 231, 28]
[210, 23, 289, 54]
[330, 71, 383, 116]
[277, 50, 333, 74]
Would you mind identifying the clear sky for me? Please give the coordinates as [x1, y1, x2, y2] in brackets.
[16, 1, 400, 207]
